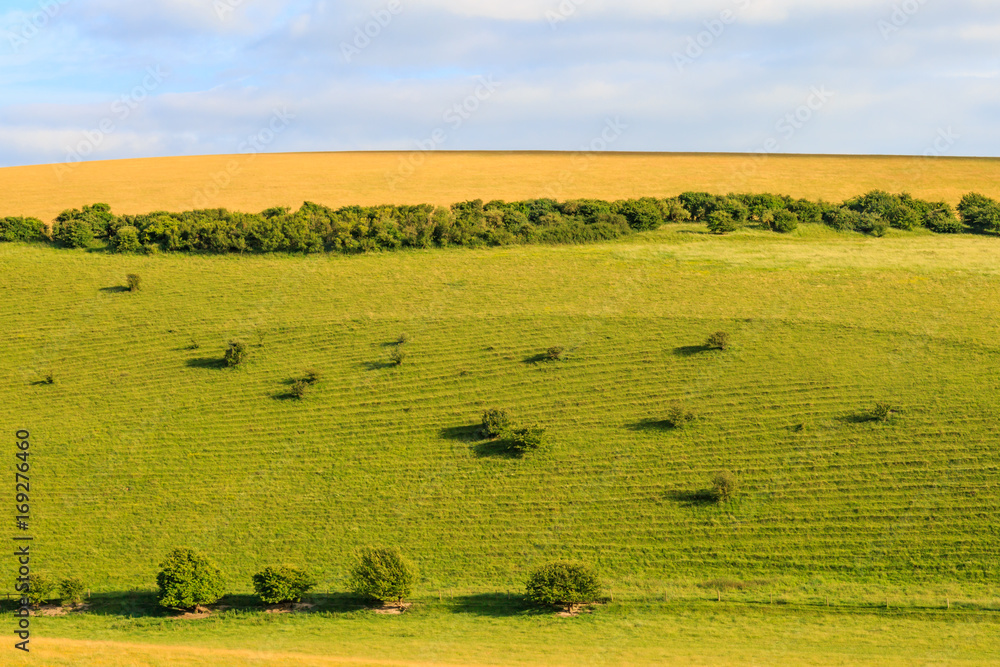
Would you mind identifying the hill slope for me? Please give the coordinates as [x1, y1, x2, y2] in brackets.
[2, 224, 999, 596]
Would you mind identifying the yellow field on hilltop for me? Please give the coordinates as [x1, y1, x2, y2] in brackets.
[3, 151, 1000, 221]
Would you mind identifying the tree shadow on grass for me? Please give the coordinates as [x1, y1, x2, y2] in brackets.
[673, 345, 712, 357]
[667, 490, 718, 507]
[450, 593, 540, 617]
[185, 357, 227, 370]
[362, 361, 396, 371]
[472, 439, 521, 459]
[522, 353, 551, 364]
[439, 424, 483, 442]
[80, 591, 167, 617]
[99, 286, 130, 294]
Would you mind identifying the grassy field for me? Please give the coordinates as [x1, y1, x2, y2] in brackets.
[2, 221, 1000, 663]
[3, 151, 1000, 222]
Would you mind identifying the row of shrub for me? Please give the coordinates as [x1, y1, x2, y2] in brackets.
[3, 191, 998, 254]
[27, 547, 602, 613]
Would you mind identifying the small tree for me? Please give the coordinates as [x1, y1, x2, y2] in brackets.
[43, 371, 55, 385]
[707, 211, 739, 234]
[156, 548, 226, 610]
[525, 562, 601, 611]
[663, 401, 695, 428]
[390, 347, 407, 366]
[768, 210, 799, 233]
[290, 379, 309, 399]
[482, 408, 513, 438]
[252, 566, 317, 604]
[126, 273, 141, 292]
[25, 574, 56, 607]
[349, 547, 416, 604]
[546, 346, 565, 361]
[712, 471, 738, 503]
[303, 368, 321, 384]
[705, 331, 730, 350]
[397, 333, 410, 345]
[872, 402, 895, 422]
[59, 577, 86, 606]
[502, 425, 547, 455]
[224, 341, 248, 368]
[112, 226, 142, 253]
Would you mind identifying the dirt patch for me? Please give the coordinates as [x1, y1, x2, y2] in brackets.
[374, 602, 411, 615]
[176, 605, 213, 619]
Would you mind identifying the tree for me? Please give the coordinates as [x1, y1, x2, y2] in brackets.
[767, 210, 799, 233]
[59, 577, 86, 606]
[112, 226, 142, 253]
[525, 561, 601, 610]
[501, 425, 547, 455]
[712, 471, 738, 502]
[156, 548, 226, 610]
[663, 401, 695, 428]
[349, 547, 416, 604]
[482, 408, 513, 438]
[252, 566, 317, 604]
[706, 211, 738, 234]
[55, 219, 94, 248]
[705, 331, 730, 350]
[225, 341, 248, 367]
[25, 574, 56, 607]
[126, 273, 141, 292]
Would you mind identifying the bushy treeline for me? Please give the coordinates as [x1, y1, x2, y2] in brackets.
[4, 190, 999, 254]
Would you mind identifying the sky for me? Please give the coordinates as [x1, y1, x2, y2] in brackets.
[0, 0, 997, 167]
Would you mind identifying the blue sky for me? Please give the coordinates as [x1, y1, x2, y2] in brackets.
[1, 0, 997, 167]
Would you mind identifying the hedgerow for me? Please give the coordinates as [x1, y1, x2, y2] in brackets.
[4, 191, 992, 255]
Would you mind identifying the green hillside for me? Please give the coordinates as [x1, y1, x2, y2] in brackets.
[3, 223, 1000, 600]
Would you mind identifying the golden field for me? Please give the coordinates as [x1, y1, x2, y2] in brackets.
[2, 151, 999, 221]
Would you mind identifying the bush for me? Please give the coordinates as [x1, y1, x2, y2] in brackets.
[501, 425, 547, 455]
[872, 402, 895, 422]
[112, 226, 142, 253]
[59, 577, 86, 606]
[397, 333, 410, 345]
[156, 548, 226, 610]
[126, 273, 141, 292]
[663, 401, 695, 428]
[42, 371, 55, 385]
[706, 211, 739, 234]
[25, 574, 55, 607]
[302, 368, 321, 384]
[712, 471, 738, 502]
[705, 331, 730, 350]
[252, 566, 317, 604]
[55, 219, 94, 248]
[957, 193, 1000, 233]
[290, 379, 309, 399]
[224, 341, 248, 368]
[390, 346, 406, 366]
[768, 210, 799, 233]
[925, 207, 964, 234]
[545, 346, 565, 361]
[0, 216, 46, 242]
[349, 547, 416, 604]
[525, 562, 601, 610]
[482, 408, 513, 438]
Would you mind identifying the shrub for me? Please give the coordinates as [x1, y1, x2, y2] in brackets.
[302, 368, 321, 384]
[872, 402, 895, 422]
[290, 379, 309, 399]
[525, 562, 601, 610]
[112, 226, 142, 253]
[156, 548, 226, 610]
[397, 333, 410, 345]
[482, 408, 514, 438]
[546, 346, 565, 361]
[957, 193, 1000, 233]
[252, 566, 317, 604]
[54, 219, 94, 248]
[25, 574, 56, 607]
[712, 471, 738, 502]
[706, 210, 738, 234]
[224, 341, 248, 368]
[663, 401, 695, 428]
[768, 210, 799, 233]
[349, 547, 416, 604]
[706, 331, 730, 350]
[126, 273, 141, 292]
[501, 425, 547, 455]
[59, 577, 86, 606]
[0, 216, 46, 242]
[390, 346, 406, 366]
[43, 371, 55, 385]
[925, 207, 964, 234]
